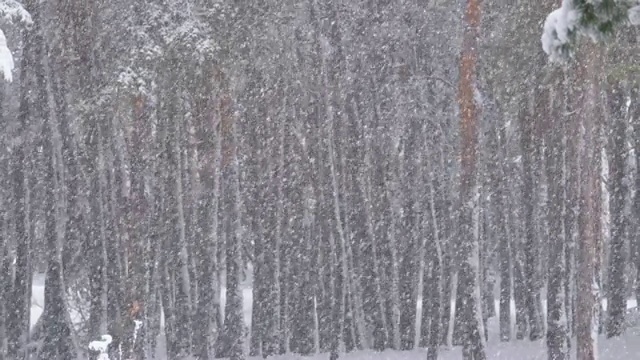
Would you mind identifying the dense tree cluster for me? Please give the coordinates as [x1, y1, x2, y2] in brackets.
[0, 1, 639, 360]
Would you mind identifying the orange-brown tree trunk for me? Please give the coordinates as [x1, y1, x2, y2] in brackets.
[456, 0, 486, 359]
[574, 39, 604, 360]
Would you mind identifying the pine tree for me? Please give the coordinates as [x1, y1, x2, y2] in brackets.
[6, 0, 34, 356]
[542, 0, 640, 61]
[457, 0, 487, 358]
[574, 39, 604, 360]
[605, 76, 628, 338]
[545, 69, 570, 360]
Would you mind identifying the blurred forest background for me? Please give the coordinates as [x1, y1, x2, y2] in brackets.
[0, 0, 638, 360]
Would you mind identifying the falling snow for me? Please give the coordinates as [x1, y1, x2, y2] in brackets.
[1, 1, 640, 360]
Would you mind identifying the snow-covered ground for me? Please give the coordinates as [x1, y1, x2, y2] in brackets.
[30, 276, 640, 359]
[225, 314, 640, 360]
[231, 336, 640, 360]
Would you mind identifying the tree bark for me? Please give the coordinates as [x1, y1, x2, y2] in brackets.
[218, 92, 246, 360]
[7, 0, 36, 355]
[490, 123, 511, 342]
[575, 40, 604, 360]
[456, 0, 486, 358]
[425, 145, 444, 360]
[521, 93, 543, 341]
[605, 79, 628, 338]
[632, 86, 640, 306]
[545, 70, 569, 360]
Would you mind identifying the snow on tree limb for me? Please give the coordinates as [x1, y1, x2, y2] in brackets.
[0, 0, 32, 25]
[542, 0, 640, 62]
[0, 29, 14, 82]
[541, 3, 579, 63]
[0, 1, 32, 82]
[629, 5, 640, 24]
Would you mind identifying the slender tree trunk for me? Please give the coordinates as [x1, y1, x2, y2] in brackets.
[358, 83, 389, 352]
[425, 146, 443, 360]
[37, 13, 77, 355]
[220, 93, 246, 360]
[327, 132, 347, 360]
[565, 71, 580, 340]
[457, 0, 486, 358]
[513, 240, 528, 339]
[84, 69, 106, 349]
[546, 70, 569, 360]
[489, 123, 511, 342]
[0, 186, 5, 356]
[274, 97, 287, 356]
[192, 67, 219, 360]
[605, 79, 628, 338]
[632, 85, 640, 305]
[521, 94, 543, 341]
[386, 168, 403, 352]
[575, 40, 604, 360]
[107, 114, 126, 360]
[7, 0, 36, 355]
[360, 154, 388, 352]
[262, 96, 282, 357]
[123, 90, 152, 360]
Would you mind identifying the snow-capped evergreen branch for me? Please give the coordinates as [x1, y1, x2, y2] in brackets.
[542, 0, 640, 62]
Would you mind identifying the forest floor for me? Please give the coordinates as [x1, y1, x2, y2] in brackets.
[30, 274, 640, 359]
[231, 314, 640, 360]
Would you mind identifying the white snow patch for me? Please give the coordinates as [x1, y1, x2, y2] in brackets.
[0, 29, 14, 82]
[133, 319, 143, 344]
[629, 5, 640, 25]
[0, 0, 32, 25]
[541, 0, 580, 62]
[89, 334, 112, 353]
[89, 335, 113, 360]
[473, 84, 483, 108]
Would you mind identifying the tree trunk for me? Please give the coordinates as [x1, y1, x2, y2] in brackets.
[545, 70, 569, 360]
[38, 19, 75, 358]
[632, 85, 640, 306]
[219, 93, 246, 360]
[7, 0, 36, 355]
[490, 123, 511, 342]
[456, 0, 486, 358]
[426, 148, 443, 360]
[575, 40, 604, 360]
[521, 94, 543, 341]
[605, 79, 628, 338]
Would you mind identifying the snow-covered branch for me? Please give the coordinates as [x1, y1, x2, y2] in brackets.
[541, 0, 640, 62]
[0, 0, 32, 25]
[0, 0, 32, 82]
[0, 29, 14, 82]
